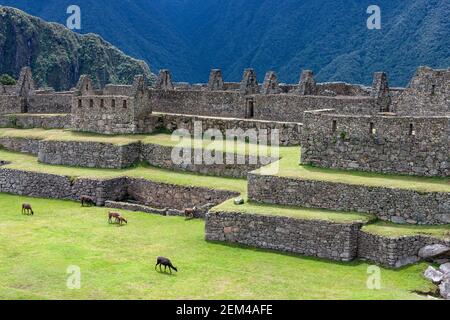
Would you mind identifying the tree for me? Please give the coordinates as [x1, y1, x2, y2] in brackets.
[0, 74, 17, 85]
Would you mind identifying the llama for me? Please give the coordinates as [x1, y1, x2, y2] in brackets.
[184, 206, 197, 220]
[21, 203, 34, 215]
[155, 256, 178, 274]
[80, 195, 95, 207]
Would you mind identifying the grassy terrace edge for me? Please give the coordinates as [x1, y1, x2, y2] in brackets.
[0, 149, 247, 194]
[211, 198, 375, 223]
[0, 128, 449, 193]
[255, 148, 450, 193]
[361, 221, 450, 240]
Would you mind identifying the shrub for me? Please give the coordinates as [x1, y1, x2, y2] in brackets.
[0, 74, 17, 86]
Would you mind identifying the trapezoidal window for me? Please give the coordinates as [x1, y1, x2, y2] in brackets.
[89, 99, 94, 108]
[111, 99, 116, 108]
[78, 99, 82, 108]
[123, 100, 127, 108]
[332, 120, 337, 132]
[409, 123, 415, 136]
[100, 99, 104, 109]
[246, 99, 254, 118]
[369, 122, 376, 135]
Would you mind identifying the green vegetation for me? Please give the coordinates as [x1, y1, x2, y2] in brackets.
[0, 7, 152, 90]
[362, 222, 450, 240]
[0, 194, 436, 299]
[0, 128, 276, 156]
[212, 198, 374, 224]
[258, 147, 450, 193]
[3, 1, 448, 85]
[0, 74, 16, 85]
[0, 149, 246, 194]
[0, 128, 449, 194]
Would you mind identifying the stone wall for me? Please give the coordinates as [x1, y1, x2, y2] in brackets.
[315, 82, 371, 96]
[157, 113, 302, 146]
[254, 95, 379, 122]
[38, 140, 141, 169]
[150, 89, 247, 118]
[0, 168, 126, 205]
[0, 167, 237, 209]
[205, 211, 362, 261]
[26, 92, 72, 113]
[0, 114, 70, 129]
[358, 231, 450, 268]
[126, 178, 238, 210]
[301, 110, 449, 177]
[247, 173, 450, 225]
[141, 143, 277, 178]
[392, 67, 449, 116]
[71, 95, 157, 134]
[0, 137, 40, 154]
[71, 75, 155, 134]
[0, 95, 24, 114]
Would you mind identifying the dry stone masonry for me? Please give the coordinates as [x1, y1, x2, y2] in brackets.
[0, 65, 448, 269]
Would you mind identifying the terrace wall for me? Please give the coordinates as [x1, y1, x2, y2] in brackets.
[141, 143, 277, 178]
[301, 111, 450, 177]
[38, 140, 141, 169]
[205, 211, 362, 261]
[126, 178, 238, 211]
[357, 231, 450, 268]
[0, 168, 237, 209]
[0, 137, 40, 154]
[247, 173, 450, 225]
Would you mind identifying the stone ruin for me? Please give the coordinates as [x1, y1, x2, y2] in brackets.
[0, 65, 448, 177]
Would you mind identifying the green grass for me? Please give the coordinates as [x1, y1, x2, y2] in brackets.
[362, 221, 450, 240]
[212, 198, 375, 224]
[0, 193, 436, 300]
[257, 147, 450, 193]
[0, 149, 246, 194]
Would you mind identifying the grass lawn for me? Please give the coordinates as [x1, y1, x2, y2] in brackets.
[362, 221, 450, 240]
[212, 198, 375, 224]
[0, 194, 436, 300]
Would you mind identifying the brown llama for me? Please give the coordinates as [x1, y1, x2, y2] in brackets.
[80, 195, 95, 207]
[184, 206, 197, 220]
[116, 216, 128, 225]
[108, 211, 121, 223]
[21, 203, 34, 215]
